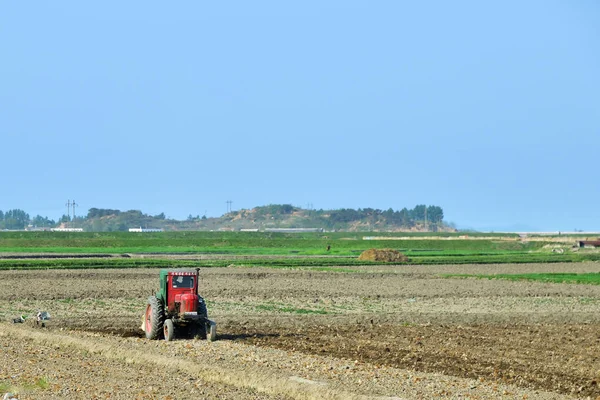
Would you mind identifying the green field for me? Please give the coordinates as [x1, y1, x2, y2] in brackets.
[0, 231, 597, 270]
[445, 273, 600, 285]
[0, 231, 542, 255]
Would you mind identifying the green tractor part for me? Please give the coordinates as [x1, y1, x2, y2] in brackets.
[141, 268, 216, 341]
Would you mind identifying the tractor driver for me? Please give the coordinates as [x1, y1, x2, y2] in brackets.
[173, 275, 194, 288]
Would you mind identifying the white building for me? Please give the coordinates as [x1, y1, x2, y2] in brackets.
[128, 227, 164, 233]
[264, 228, 323, 233]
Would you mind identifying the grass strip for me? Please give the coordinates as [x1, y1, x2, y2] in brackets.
[411, 252, 600, 265]
[444, 272, 600, 285]
[1, 251, 599, 270]
[0, 257, 375, 270]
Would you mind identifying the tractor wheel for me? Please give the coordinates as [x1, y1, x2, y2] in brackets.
[191, 300, 209, 339]
[198, 299, 208, 319]
[206, 320, 217, 342]
[144, 296, 165, 340]
[163, 319, 175, 342]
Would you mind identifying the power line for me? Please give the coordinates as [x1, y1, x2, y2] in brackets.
[64, 200, 78, 228]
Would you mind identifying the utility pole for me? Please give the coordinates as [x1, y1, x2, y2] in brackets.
[306, 202, 313, 216]
[65, 200, 72, 228]
[424, 206, 428, 232]
[72, 200, 78, 225]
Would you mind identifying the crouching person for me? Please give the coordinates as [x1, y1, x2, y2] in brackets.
[36, 310, 50, 328]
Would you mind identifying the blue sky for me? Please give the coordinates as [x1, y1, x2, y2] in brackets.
[1, 1, 599, 231]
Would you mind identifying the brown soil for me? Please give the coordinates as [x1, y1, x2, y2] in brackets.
[221, 318, 600, 398]
[1, 263, 600, 399]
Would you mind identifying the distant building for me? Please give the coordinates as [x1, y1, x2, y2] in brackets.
[578, 240, 600, 248]
[26, 226, 51, 232]
[128, 227, 164, 233]
[240, 228, 259, 232]
[51, 228, 84, 232]
[264, 228, 323, 233]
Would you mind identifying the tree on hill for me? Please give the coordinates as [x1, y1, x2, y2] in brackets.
[87, 208, 121, 219]
[254, 204, 297, 217]
[32, 215, 56, 227]
[329, 209, 362, 224]
[426, 205, 444, 223]
[411, 205, 426, 221]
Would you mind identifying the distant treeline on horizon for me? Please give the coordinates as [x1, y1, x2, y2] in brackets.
[0, 203, 446, 232]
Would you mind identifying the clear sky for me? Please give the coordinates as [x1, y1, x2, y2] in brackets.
[1, 1, 599, 231]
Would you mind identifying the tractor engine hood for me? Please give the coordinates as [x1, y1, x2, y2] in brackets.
[175, 293, 198, 313]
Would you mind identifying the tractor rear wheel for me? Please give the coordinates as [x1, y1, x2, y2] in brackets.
[190, 300, 209, 339]
[207, 320, 217, 342]
[144, 296, 164, 340]
[163, 319, 175, 341]
[198, 300, 208, 319]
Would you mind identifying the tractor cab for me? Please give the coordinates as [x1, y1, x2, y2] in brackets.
[160, 269, 199, 315]
[142, 268, 216, 341]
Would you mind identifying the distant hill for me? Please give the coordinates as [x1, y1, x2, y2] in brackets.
[6, 204, 452, 232]
[74, 204, 450, 232]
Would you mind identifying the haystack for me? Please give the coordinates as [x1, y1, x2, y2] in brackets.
[358, 248, 409, 263]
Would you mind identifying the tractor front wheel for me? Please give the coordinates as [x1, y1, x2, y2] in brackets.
[163, 319, 175, 341]
[144, 296, 165, 340]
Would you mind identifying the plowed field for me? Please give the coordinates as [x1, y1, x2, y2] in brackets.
[2, 263, 600, 399]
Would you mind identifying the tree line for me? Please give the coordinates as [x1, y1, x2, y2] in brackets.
[0, 204, 446, 231]
[231, 204, 446, 230]
[0, 209, 55, 230]
[326, 205, 443, 226]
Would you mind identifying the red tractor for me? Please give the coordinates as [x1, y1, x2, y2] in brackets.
[141, 268, 216, 341]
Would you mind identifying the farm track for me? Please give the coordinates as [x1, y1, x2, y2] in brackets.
[0, 253, 119, 259]
[0, 252, 348, 260]
[1, 264, 600, 398]
[1, 325, 290, 400]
